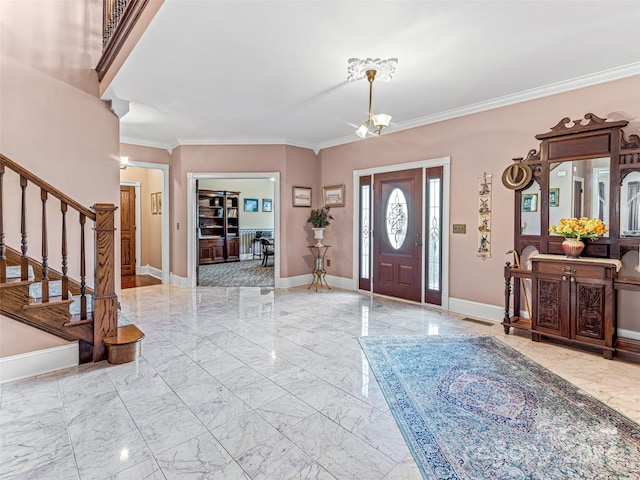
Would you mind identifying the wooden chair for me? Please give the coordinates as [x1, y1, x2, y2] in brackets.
[261, 238, 274, 266]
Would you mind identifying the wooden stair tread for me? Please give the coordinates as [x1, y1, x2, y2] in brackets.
[104, 325, 145, 345]
[23, 297, 74, 310]
[0, 279, 33, 288]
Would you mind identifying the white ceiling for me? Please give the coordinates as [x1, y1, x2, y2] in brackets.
[104, 0, 640, 153]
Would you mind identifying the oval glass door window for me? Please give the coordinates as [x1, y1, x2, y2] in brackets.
[386, 188, 408, 249]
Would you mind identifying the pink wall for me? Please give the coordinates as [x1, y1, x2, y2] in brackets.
[1, 0, 120, 292]
[319, 75, 640, 311]
[121, 143, 171, 165]
[167, 144, 319, 277]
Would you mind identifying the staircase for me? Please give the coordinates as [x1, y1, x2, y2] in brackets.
[0, 153, 143, 372]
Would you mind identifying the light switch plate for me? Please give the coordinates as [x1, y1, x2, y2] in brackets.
[452, 224, 466, 234]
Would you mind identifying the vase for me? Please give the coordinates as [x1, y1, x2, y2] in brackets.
[312, 227, 325, 247]
[561, 238, 584, 259]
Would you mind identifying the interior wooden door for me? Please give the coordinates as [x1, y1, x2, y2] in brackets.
[373, 169, 423, 302]
[120, 185, 136, 276]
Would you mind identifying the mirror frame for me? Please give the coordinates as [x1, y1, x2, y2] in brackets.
[512, 113, 640, 260]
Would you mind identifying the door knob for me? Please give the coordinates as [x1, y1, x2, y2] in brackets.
[416, 242, 422, 247]
[562, 275, 567, 281]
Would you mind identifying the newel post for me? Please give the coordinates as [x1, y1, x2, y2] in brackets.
[92, 203, 118, 361]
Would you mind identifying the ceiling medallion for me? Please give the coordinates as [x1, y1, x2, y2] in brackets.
[347, 57, 398, 82]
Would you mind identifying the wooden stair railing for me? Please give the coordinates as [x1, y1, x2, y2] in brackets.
[96, 0, 149, 81]
[0, 153, 118, 362]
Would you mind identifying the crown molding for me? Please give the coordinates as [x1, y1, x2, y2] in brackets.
[392, 62, 640, 134]
[316, 63, 640, 152]
[120, 136, 174, 153]
[176, 137, 317, 152]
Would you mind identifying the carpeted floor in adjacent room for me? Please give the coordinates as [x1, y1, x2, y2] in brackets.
[199, 259, 274, 287]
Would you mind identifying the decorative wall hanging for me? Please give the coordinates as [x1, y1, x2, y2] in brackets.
[323, 184, 345, 207]
[292, 186, 312, 207]
[477, 173, 492, 260]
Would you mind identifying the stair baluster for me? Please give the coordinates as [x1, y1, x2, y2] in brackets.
[41, 189, 49, 303]
[0, 164, 5, 283]
[79, 213, 87, 320]
[20, 176, 28, 281]
[0, 153, 124, 364]
[61, 202, 69, 300]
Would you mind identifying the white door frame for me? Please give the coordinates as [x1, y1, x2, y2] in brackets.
[123, 161, 171, 283]
[119, 181, 142, 273]
[186, 172, 281, 288]
[352, 157, 451, 310]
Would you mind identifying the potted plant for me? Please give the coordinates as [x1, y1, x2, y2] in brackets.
[549, 217, 608, 258]
[307, 207, 333, 247]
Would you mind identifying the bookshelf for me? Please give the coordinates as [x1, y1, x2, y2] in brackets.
[198, 190, 240, 264]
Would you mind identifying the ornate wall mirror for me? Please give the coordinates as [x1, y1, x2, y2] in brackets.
[620, 170, 640, 237]
[548, 157, 610, 237]
[520, 181, 541, 235]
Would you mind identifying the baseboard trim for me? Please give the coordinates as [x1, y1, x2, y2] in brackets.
[618, 328, 640, 341]
[448, 297, 503, 323]
[140, 265, 162, 279]
[277, 274, 310, 289]
[0, 343, 79, 384]
[276, 274, 355, 290]
[170, 273, 191, 288]
[324, 275, 357, 291]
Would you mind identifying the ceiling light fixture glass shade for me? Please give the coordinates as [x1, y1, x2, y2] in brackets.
[349, 58, 397, 139]
[372, 113, 392, 128]
[356, 124, 369, 139]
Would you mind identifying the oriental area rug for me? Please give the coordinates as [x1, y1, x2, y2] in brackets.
[358, 335, 640, 480]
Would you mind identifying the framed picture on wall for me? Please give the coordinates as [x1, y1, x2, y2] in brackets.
[292, 186, 312, 207]
[323, 184, 345, 207]
[262, 198, 272, 212]
[522, 193, 538, 212]
[244, 198, 259, 212]
[549, 188, 560, 207]
[151, 193, 158, 215]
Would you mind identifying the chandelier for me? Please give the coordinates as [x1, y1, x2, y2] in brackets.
[348, 57, 397, 138]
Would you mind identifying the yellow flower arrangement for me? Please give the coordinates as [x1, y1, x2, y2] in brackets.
[549, 217, 608, 241]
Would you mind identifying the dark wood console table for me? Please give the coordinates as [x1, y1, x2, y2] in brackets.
[503, 255, 640, 360]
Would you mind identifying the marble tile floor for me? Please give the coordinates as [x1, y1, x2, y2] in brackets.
[2, 285, 640, 480]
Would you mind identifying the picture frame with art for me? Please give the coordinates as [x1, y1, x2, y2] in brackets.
[322, 184, 345, 207]
[292, 186, 312, 207]
[521, 193, 538, 212]
[151, 192, 161, 215]
[262, 198, 272, 212]
[549, 188, 560, 207]
[244, 198, 259, 212]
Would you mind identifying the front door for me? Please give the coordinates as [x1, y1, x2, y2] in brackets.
[120, 185, 136, 276]
[373, 169, 423, 302]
